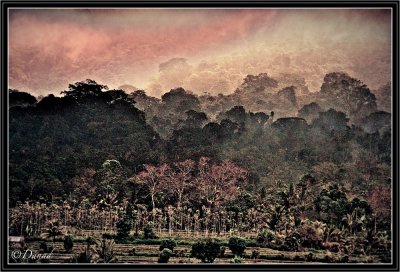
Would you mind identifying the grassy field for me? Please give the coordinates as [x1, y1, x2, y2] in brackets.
[14, 231, 381, 264]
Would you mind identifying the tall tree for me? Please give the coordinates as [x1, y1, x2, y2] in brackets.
[196, 157, 248, 209]
[131, 164, 170, 220]
[168, 160, 195, 208]
[319, 72, 377, 120]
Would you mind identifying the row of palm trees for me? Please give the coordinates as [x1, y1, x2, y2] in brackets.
[10, 198, 389, 257]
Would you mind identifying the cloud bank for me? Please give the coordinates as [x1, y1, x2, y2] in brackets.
[9, 9, 391, 97]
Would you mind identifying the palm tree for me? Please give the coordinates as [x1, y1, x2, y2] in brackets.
[342, 212, 355, 234]
[41, 220, 65, 248]
[92, 239, 116, 263]
[75, 237, 97, 263]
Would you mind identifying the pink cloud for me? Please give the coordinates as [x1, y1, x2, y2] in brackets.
[8, 9, 390, 96]
[9, 9, 277, 94]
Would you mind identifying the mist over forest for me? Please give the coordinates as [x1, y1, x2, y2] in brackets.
[9, 71, 392, 263]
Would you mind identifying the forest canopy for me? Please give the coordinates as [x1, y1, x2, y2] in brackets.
[9, 72, 392, 262]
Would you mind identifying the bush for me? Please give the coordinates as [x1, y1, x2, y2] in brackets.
[191, 238, 221, 263]
[305, 252, 314, 262]
[143, 222, 157, 239]
[251, 249, 260, 259]
[158, 248, 172, 263]
[102, 233, 115, 239]
[228, 236, 246, 257]
[116, 217, 131, 240]
[257, 229, 275, 247]
[159, 239, 177, 252]
[39, 241, 53, 253]
[64, 235, 74, 252]
[284, 232, 302, 251]
[39, 241, 48, 253]
[220, 246, 226, 258]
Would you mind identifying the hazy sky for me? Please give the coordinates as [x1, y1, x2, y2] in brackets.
[9, 9, 391, 97]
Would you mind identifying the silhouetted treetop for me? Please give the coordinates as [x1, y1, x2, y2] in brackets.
[320, 72, 377, 119]
[62, 79, 108, 101]
[102, 89, 135, 105]
[185, 110, 208, 127]
[36, 94, 76, 112]
[224, 106, 247, 124]
[237, 73, 278, 93]
[9, 89, 37, 106]
[249, 112, 269, 125]
[161, 87, 200, 112]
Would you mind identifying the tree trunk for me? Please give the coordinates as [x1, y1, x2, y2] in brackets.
[177, 192, 182, 209]
[151, 193, 156, 222]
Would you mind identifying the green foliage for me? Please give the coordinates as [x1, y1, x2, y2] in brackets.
[143, 222, 157, 239]
[93, 239, 116, 263]
[257, 229, 275, 247]
[9, 89, 37, 106]
[191, 239, 221, 263]
[159, 239, 177, 252]
[219, 246, 226, 257]
[225, 191, 256, 214]
[9, 81, 158, 206]
[228, 236, 246, 257]
[63, 235, 74, 252]
[285, 232, 302, 251]
[116, 216, 131, 241]
[8, 74, 392, 262]
[158, 248, 172, 263]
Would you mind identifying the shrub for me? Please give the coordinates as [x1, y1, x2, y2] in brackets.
[116, 217, 131, 240]
[159, 239, 177, 252]
[251, 249, 260, 259]
[284, 232, 302, 251]
[228, 236, 246, 257]
[39, 241, 53, 254]
[257, 229, 275, 247]
[39, 241, 48, 253]
[143, 222, 157, 239]
[191, 238, 221, 263]
[305, 252, 314, 262]
[158, 248, 172, 263]
[94, 239, 116, 263]
[102, 233, 115, 239]
[64, 235, 74, 252]
[220, 246, 226, 257]
[75, 249, 95, 263]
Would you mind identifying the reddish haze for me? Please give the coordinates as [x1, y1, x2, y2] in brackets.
[9, 9, 391, 97]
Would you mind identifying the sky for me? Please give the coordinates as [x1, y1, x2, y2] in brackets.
[8, 8, 391, 97]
